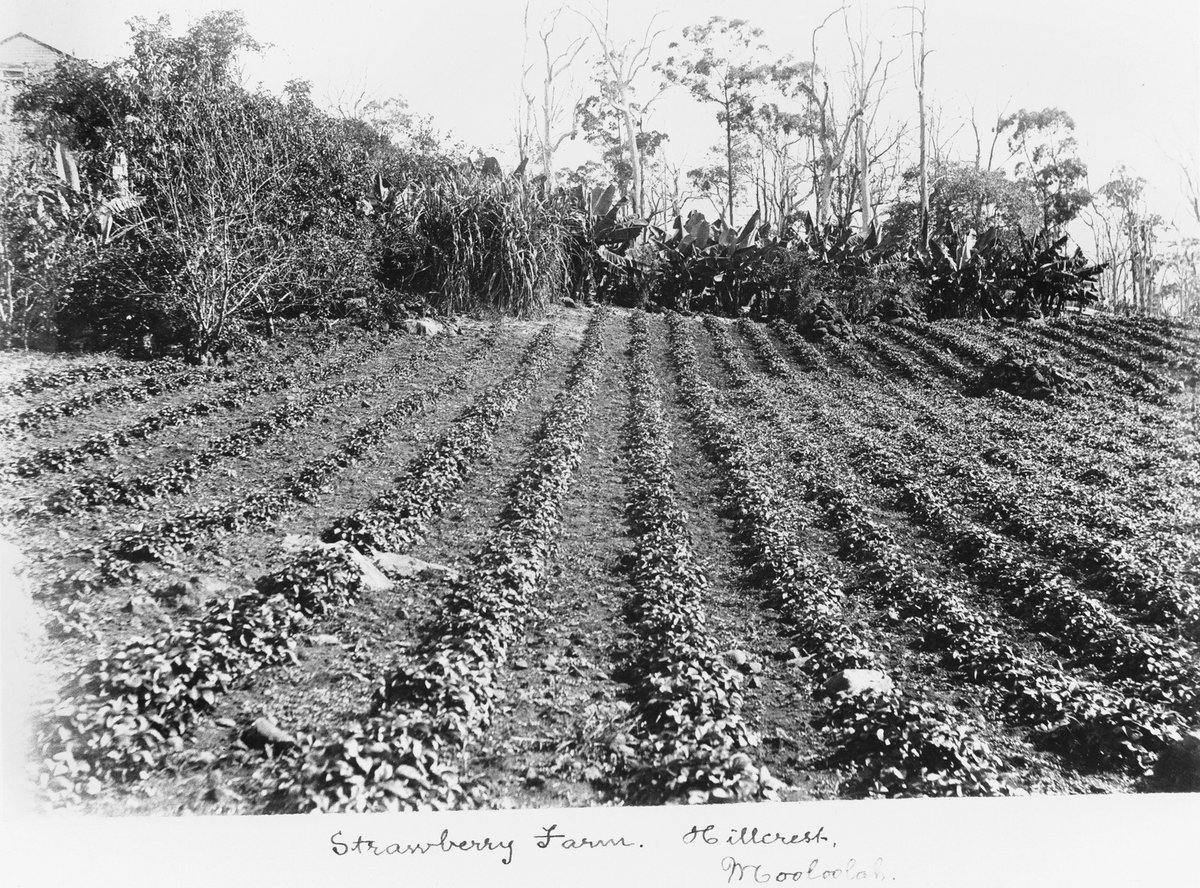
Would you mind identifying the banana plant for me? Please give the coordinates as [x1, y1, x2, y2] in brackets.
[364, 172, 413, 221]
[912, 222, 1106, 319]
[566, 183, 650, 302]
[581, 183, 646, 250]
[910, 223, 1006, 318]
[648, 209, 771, 313]
[792, 211, 897, 277]
[1004, 228, 1106, 317]
[45, 142, 148, 245]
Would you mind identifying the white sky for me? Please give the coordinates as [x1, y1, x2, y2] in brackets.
[3, 0, 1199, 234]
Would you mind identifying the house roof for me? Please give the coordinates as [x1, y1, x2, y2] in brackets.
[0, 32, 68, 54]
[0, 32, 72, 70]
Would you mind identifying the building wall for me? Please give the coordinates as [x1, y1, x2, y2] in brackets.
[1, 33, 66, 70]
[0, 33, 70, 155]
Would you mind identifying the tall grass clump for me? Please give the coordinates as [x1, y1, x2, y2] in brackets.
[385, 171, 572, 316]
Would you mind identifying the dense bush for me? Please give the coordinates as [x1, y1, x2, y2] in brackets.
[2, 11, 1113, 355]
[6, 13, 482, 356]
[0, 145, 97, 348]
[912, 224, 1105, 320]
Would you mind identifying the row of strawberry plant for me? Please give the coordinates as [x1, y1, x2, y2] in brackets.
[767, 338, 1200, 633]
[276, 309, 609, 812]
[1037, 320, 1191, 389]
[884, 418, 1192, 615]
[37, 323, 552, 804]
[948, 320, 1192, 448]
[8, 343, 361, 478]
[1073, 316, 1181, 356]
[1089, 314, 1200, 354]
[874, 322, 976, 382]
[669, 311, 1009, 798]
[40, 341, 432, 514]
[38, 540, 373, 802]
[805, 464, 1186, 775]
[100, 327, 502, 568]
[611, 309, 778, 804]
[1, 363, 238, 436]
[745, 319, 965, 434]
[322, 324, 561, 554]
[2, 355, 184, 398]
[707, 315, 1200, 716]
[1003, 322, 1182, 401]
[1121, 314, 1200, 348]
[878, 463, 1200, 717]
[700, 316, 1192, 774]
[922, 453, 1199, 634]
[763, 318, 828, 371]
[737, 318, 1198, 638]
[736, 319, 810, 377]
[745, 318, 1193, 547]
[854, 326, 936, 384]
[847, 356, 1194, 566]
[1063, 318, 1200, 380]
[896, 318, 1000, 368]
[38, 328, 495, 640]
[809, 330, 880, 379]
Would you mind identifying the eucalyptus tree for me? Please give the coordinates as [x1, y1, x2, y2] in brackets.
[779, 9, 860, 228]
[841, 5, 899, 235]
[656, 16, 773, 225]
[577, 5, 667, 216]
[575, 91, 668, 206]
[744, 95, 817, 233]
[999, 107, 1092, 232]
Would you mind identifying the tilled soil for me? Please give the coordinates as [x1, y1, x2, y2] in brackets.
[5, 306, 1197, 815]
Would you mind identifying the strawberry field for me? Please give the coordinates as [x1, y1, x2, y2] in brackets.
[3, 307, 1199, 813]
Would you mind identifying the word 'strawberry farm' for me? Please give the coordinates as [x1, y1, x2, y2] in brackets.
[3, 306, 1199, 812]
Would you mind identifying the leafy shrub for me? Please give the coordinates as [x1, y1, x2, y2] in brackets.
[10, 13, 428, 356]
[912, 223, 1105, 320]
[0, 145, 103, 348]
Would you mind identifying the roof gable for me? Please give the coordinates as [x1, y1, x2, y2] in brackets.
[0, 32, 71, 70]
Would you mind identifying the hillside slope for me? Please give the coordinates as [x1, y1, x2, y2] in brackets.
[2, 308, 1197, 813]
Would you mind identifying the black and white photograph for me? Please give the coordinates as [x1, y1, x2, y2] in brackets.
[0, 1, 1197, 885]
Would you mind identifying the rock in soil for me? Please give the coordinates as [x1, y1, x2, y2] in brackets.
[970, 348, 1090, 400]
[279, 537, 393, 591]
[820, 669, 895, 698]
[281, 533, 321, 552]
[724, 649, 750, 668]
[402, 318, 445, 337]
[373, 550, 458, 579]
[865, 295, 924, 324]
[344, 547, 394, 592]
[242, 717, 297, 750]
[797, 297, 853, 340]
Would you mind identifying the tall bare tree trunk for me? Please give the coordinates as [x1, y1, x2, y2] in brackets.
[857, 116, 873, 234]
[911, 1, 929, 245]
[724, 83, 735, 224]
[542, 77, 555, 188]
[617, 84, 643, 216]
[917, 102, 928, 242]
